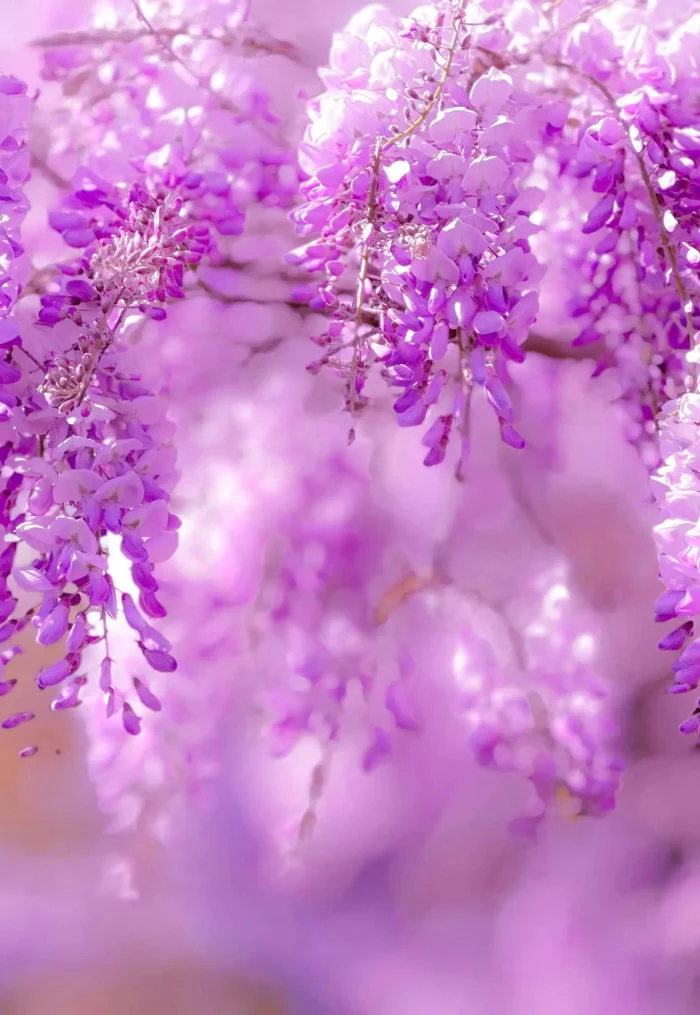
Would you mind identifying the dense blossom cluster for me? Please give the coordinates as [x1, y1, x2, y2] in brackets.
[0, 75, 37, 750]
[292, 3, 551, 468]
[0, 0, 306, 755]
[0, 190, 184, 749]
[541, 13, 700, 468]
[292, 1, 699, 475]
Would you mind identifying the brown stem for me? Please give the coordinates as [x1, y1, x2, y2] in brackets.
[523, 332, 603, 361]
[33, 22, 303, 64]
[196, 278, 310, 312]
[532, 0, 623, 57]
[15, 346, 45, 372]
[349, 138, 383, 416]
[130, 0, 201, 85]
[28, 146, 71, 191]
[374, 572, 442, 626]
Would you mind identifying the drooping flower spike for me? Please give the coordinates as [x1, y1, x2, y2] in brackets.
[0, 0, 304, 751]
[292, 1, 551, 470]
[293, 0, 699, 476]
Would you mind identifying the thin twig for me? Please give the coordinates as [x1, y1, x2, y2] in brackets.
[382, 0, 466, 151]
[349, 139, 383, 418]
[130, 0, 199, 84]
[33, 22, 303, 65]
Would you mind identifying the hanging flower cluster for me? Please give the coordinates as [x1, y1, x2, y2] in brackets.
[2, 165, 191, 743]
[539, 15, 700, 469]
[456, 575, 622, 833]
[0, 75, 38, 750]
[0, 76, 31, 319]
[291, 2, 554, 469]
[0, 0, 307, 754]
[292, 1, 699, 476]
[290, 0, 700, 762]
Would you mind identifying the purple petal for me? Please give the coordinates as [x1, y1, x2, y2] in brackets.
[485, 375, 514, 422]
[430, 323, 449, 362]
[0, 597, 15, 624]
[2, 711, 35, 730]
[13, 567, 55, 593]
[63, 229, 95, 249]
[121, 533, 148, 563]
[88, 571, 110, 606]
[582, 193, 615, 234]
[133, 677, 162, 712]
[500, 423, 526, 449]
[385, 682, 420, 732]
[0, 76, 26, 96]
[362, 726, 391, 772]
[474, 311, 506, 337]
[658, 623, 693, 652]
[51, 682, 82, 710]
[0, 361, 21, 384]
[37, 601, 70, 647]
[65, 279, 97, 301]
[36, 658, 71, 689]
[99, 657, 112, 692]
[104, 687, 116, 718]
[396, 400, 427, 428]
[139, 644, 177, 672]
[122, 592, 146, 632]
[49, 210, 87, 232]
[131, 562, 158, 592]
[122, 703, 142, 735]
[655, 589, 685, 622]
[424, 443, 447, 467]
[0, 622, 16, 644]
[139, 591, 167, 619]
[66, 612, 87, 653]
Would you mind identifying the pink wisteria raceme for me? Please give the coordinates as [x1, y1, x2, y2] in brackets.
[291, 3, 549, 469]
[0, 74, 38, 750]
[291, 0, 699, 476]
[0, 0, 306, 752]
